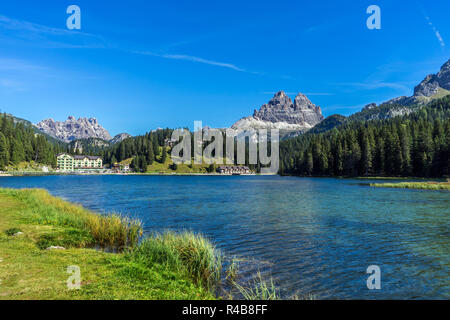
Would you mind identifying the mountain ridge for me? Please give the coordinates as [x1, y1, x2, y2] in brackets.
[35, 116, 130, 145]
[36, 116, 112, 143]
[382, 58, 450, 107]
[231, 91, 324, 133]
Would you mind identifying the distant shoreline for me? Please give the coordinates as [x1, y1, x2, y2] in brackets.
[1, 172, 445, 180]
[0, 172, 275, 177]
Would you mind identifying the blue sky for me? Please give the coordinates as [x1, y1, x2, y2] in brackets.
[0, 0, 449, 136]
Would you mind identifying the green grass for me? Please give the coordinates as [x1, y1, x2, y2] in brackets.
[370, 181, 450, 190]
[125, 231, 222, 290]
[431, 87, 450, 100]
[0, 188, 142, 250]
[120, 155, 214, 174]
[145, 156, 213, 174]
[231, 272, 279, 300]
[226, 258, 240, 282]
[0, 187, 286, 300]
[355, 176, 411, 180]
[122, 147, 234, 174]
[5, 161, 52, 173]
[4, 228, 22, 236]
[0, 188, 215, 299]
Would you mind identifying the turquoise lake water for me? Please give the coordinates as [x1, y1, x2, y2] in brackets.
[0, 175, 448, 299]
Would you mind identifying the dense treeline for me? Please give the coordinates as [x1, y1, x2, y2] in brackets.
[0, 114, 62, 170]
[102, 128, 173, 171]
[102, 127, 267, 172]
[280, 96, 450, 177]
[67, 138, 113, 156]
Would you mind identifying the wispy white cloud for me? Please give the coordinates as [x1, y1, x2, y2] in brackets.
[325, 104, 366, 112]
[0, 14, 90, 37]
[416, 2, 445, 47]
[337, 81, 411, 91]
[425, 16, 445, 47]
[135, 51, 290, 77]
[0, 14, 107, 49]
[304, 92, 333, 96]
[0, 78, 24, 91]
[162, 54, 245, 72]
[260, 91, 333, 96]
[303, 20, 342, 35]
[0, 58, 46, 71]
[0, 14, 270, 76]
[134, 51, 246, 72]
[0, 55, 106, 93]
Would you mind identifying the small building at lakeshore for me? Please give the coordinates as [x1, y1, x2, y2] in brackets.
[217, 166, 251, 175]
[112, 163, 131, 173]
[57, 153, 103, 172]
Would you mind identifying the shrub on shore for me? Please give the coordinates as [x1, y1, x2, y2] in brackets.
[126, 231, 222, 290]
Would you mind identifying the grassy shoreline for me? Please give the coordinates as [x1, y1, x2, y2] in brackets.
[370, 181, 450, 190]
[0, 188, 218, 299]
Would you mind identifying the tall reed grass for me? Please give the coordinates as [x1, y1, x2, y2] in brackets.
[0, 188, 142, 249]
[370, 181, 450, 190]
[231, 272, 279, 300]
[126, 231, 222, 290]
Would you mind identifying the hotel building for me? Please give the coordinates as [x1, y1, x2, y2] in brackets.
[57, 153, 103, 171]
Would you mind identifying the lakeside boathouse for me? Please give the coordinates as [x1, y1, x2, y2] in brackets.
[56, 153, 103, 172]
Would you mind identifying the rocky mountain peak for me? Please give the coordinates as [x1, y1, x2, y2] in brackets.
[110, 133, 132, 144]
[414, 74, 440, 97]
[36, 116, 112, 143]
[294, 93, 320, 111]
[384, 58, 450, 106]
[436, 58, 450, 89]
[254, 90, 293, 115]
[414, 59, 450, 97]
[233, 91, 324, 133]
[363, 103, 377, 111]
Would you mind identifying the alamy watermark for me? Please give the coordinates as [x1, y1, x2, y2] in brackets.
[67, 265, 81, 290]
[66, 5, 81, 30]
[366, 5, 381, 30]
[64, 5, 380, 32]
[366, 265, 381, 290]
[170, 121, 279, 174]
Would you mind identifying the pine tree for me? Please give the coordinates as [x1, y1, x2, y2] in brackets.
[140, 156, 147, 172]
[161, 146, 167, 163]
[361, 135, 372, 176]
[147, 144, 154, 165]
[305, 150, 313, 175]
[152, 136, 159, 157]
[10, 137, 25, 164]
[0, 132, 9, 169]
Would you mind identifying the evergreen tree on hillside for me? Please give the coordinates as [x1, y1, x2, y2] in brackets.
[279, 95, 450, 178]
[10, 137, 25, 164]
[0, 114, 61, 168]
[103, 129, 173, 166]
[161, 146, 167, 163]
[152, 136, 159, 158]
[0, 132, 9, 169]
